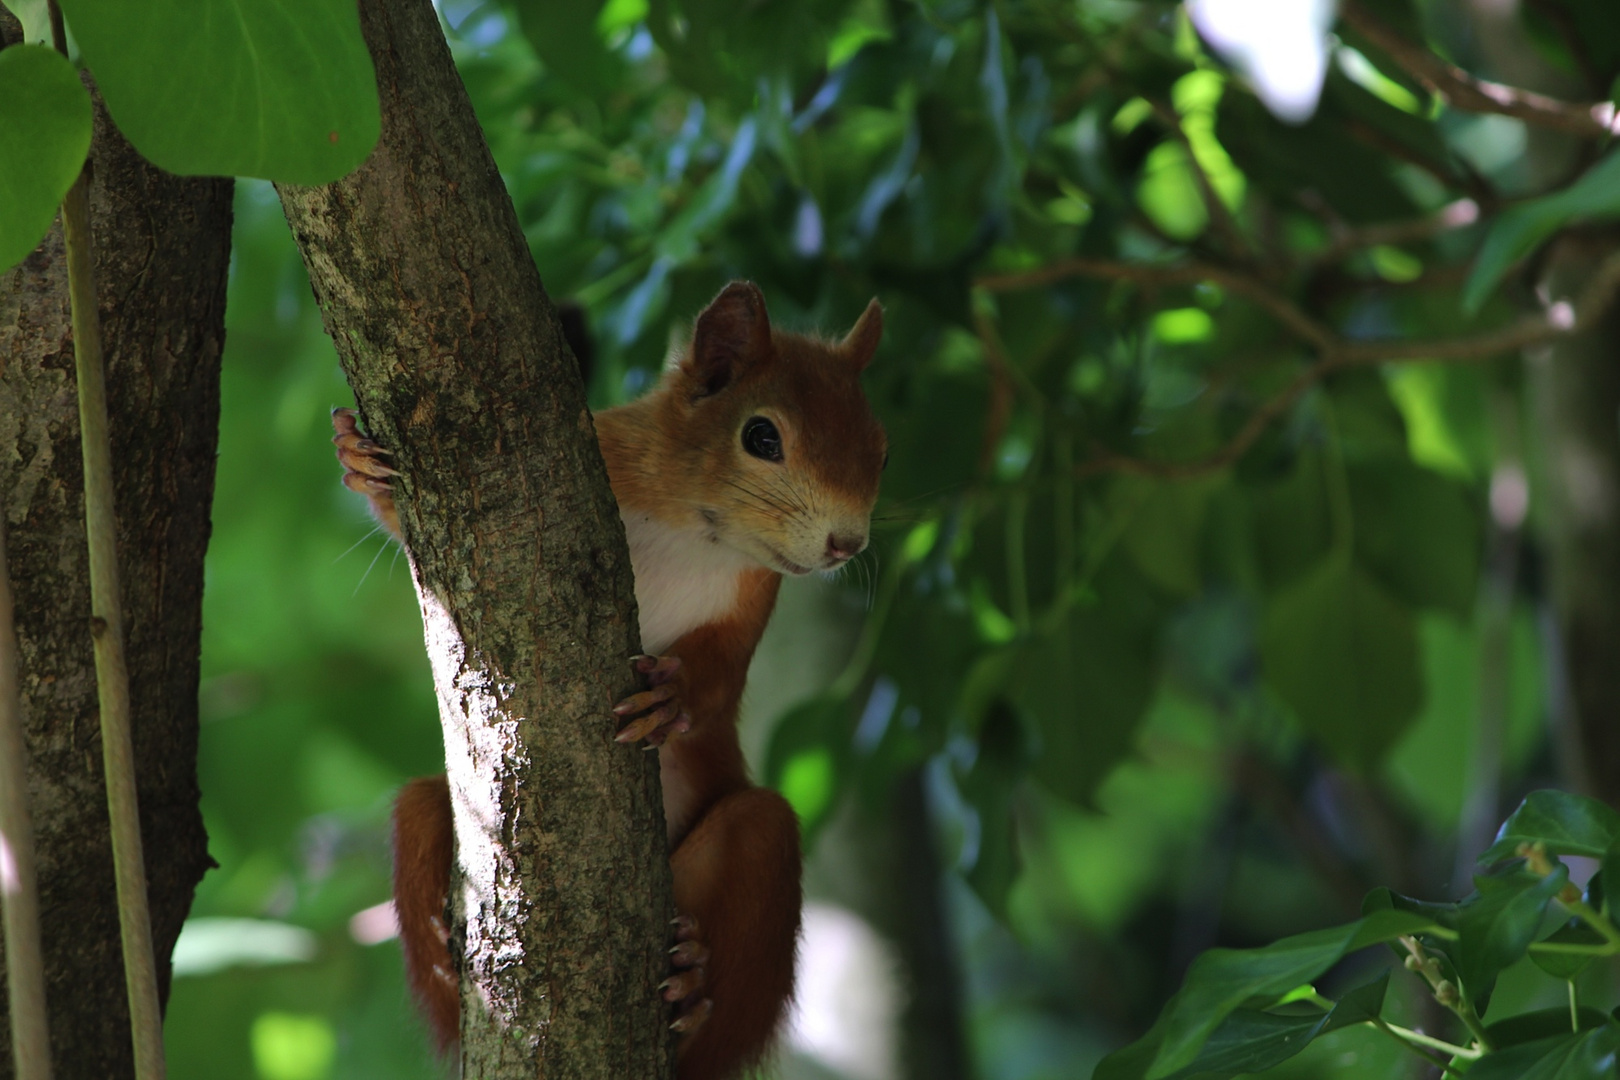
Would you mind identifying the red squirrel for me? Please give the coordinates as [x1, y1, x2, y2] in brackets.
[332, 281, 887, 1080]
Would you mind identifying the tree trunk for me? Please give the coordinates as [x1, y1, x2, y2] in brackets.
[0, 22, 227, 1078]
[1527, 232, 1620, 807]
[275, 0, 676, 1077]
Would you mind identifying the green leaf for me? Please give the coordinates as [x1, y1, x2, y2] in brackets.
[764, 695, 851, 839]
[1487, 1007, 1614, 1048]
[1012, 563, 1160, 807]
[1463, 150, 1620, 313]
[508, 0, 622, 96]
[1482, 790, 1620, 864]
[0, 44, 91, 273]
[58, 0, 380, 183]
[1466, 1026, 1620, 1080]
[1260, 556, 1424, 772]
[1117, 474, 1226, 597]
[1451, 861, 1570, 1004]
[1143, 913, 1433, 1078]
[1157, 1009, 1327, 1079]
[1348, 461, 1482, 620]
[1529, 922, 1608, 980]
[1320, 970, 1391, 1031]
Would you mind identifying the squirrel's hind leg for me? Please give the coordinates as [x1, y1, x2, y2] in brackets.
[670, 788, 802, 1080]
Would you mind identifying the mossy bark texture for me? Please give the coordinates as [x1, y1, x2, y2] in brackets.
[276, 0, 676, 1077]
[0, 31, 225, 1080]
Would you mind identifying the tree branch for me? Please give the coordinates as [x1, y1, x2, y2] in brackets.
[1338, 1, 1620, 139]
[277, 0, 676, 1075]
[979, 248, 1620, 481]
[1308, 199, 1481, 266]
[977, 257, 1336, 351]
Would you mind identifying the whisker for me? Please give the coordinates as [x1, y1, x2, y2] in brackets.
[334, 522, 385, 564]
[353, 536, 391, 596]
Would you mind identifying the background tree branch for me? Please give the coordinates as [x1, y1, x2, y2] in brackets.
[1338, 1, 1620, 139]
[275, 0, 675, 1075]
[980, 248, 1620, 480]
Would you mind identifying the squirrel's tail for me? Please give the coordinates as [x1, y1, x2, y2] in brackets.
[393, 774, 459, 1050]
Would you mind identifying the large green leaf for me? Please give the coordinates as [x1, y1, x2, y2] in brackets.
[1450, 861, 1571, 1004]
[1482, 790, 1620, 863]
[1157, 1010, 1326, 1079]
[1260, 556, 1424, 771]
[1117, 474, 1226, 597]
[1139, 911, 1435, 1078]
[1154, 971, 1390, 1080]
[1012, 561, 1161, 807]
[508, 0, 621, 96]
[1348, 460, 1482, 620]
[59, 0, 379, 183]
[1463, 150, 1620, 313]
[1529, 922, 1608, 980]
[763, 695, 853, 840]
[0, 44, 91, 273]
[1467, 1026, 1620, 1080]
[1487, 1007, 1615, 1049]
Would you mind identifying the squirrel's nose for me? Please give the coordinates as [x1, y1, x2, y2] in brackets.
[826, 533, 867, 562]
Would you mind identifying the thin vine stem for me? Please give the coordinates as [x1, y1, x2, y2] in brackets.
[0, 514, 53, 1080]
[1302, 988, 1470, 1076]
[61, 169, 168, 1080]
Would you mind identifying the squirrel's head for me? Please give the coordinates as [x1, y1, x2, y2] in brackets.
[661, 281, 886, 576]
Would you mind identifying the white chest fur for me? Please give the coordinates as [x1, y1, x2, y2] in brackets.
[623, 513, 748, 654]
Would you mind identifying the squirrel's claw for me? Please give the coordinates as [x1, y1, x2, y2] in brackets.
[670, 997, 713, 1034]
[614, 655, 689, 746]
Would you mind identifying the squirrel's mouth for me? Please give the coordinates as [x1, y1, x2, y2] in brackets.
[767, 550, 813, 576]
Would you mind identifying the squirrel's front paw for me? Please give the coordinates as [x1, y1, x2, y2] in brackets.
[664, 914, 712, 1034]
[333, 408, 402, 536]
[614, 654, 690, 747]
[332, 407, 399, 497]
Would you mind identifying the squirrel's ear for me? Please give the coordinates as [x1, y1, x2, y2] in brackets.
[688, 281, 771, 397]
[842, 298, 883, 371]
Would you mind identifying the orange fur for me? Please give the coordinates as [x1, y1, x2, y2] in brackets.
[376, 283, 885, 1079]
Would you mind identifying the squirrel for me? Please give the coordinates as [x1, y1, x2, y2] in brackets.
[332, 281, 887, 1080]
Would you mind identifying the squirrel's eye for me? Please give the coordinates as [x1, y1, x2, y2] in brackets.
[881, 450, 890, 471]
[742, 416, 784, 462]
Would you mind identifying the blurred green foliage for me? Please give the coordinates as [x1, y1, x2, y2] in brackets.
[165, 0, 1620, 1077]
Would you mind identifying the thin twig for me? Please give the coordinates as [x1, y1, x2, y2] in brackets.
[976, 257, 1336, 351]
[0, 518, 52, 1080]
[1338, 1, 1620, 139]
[62, 173, 168, 1080]
[1309, 199, 1481, 266]
[1340, 116, 1497, 208]
[980, 246, 1620, 480]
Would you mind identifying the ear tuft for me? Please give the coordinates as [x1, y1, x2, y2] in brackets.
[688, 281, 772, 397]
[843, 298, 883, 371]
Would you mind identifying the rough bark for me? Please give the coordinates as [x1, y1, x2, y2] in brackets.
[1528, 233, 1620, 807]
[0, 24, 226, 1079]
[275, 0, 675, 1076]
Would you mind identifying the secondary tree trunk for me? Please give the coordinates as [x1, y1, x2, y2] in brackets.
[1528, 233, 1620, 808]
[0, 23, 227, 1078]
[276, 0, 676, 1077]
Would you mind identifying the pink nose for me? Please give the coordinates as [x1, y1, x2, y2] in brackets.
[826, 534, 866, 562]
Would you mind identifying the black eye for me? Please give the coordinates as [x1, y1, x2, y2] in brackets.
[882, 450, 889, 471]
[742, 416, 783, 462]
